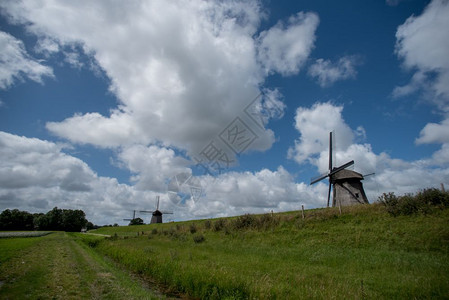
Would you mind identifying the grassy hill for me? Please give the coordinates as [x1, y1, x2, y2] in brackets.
[89, 202, 449, 299]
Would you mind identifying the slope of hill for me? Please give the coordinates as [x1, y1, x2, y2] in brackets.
[89, 201, 449, 299]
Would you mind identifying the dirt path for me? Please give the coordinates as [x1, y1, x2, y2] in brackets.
[83, 232, 111, 237]
[0, 233, 162, 299]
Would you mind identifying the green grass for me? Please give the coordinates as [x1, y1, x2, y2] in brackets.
[92, 204, 449, 299]
[0, 232, 160, 299]
[0, 233, 46, 263]
[0, 231, 53, 238]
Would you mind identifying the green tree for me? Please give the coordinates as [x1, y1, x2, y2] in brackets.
[61, 209, 87, 232]
[0, 209, 34, 230]
[47, 207, 63, 230]
[129, 218, 144, 226]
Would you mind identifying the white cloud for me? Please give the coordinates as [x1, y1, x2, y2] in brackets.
[394, 0, 449, 168]
[0, 1, 317, 160]
[308, 55, 360, 87]
[289, 102, 449, 200]
[0, 1, 325, 224]
[0, 131, 326, 224]
[0, 131, 92, 191]
[117, 144, 191, 192]
[288, 102, 355, 166]
[184, 167, 326, 218]
[0, 31, 53, 89]
[416, 118, 449, 145]
[257, 12, 319, 76]
[0, 131, 161, 225]
[415, 116, 449, 165]
[394, 0, 449, 110]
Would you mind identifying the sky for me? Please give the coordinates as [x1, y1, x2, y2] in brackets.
[1, 0, 448, 225]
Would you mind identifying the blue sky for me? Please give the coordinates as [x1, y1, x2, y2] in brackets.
[1, 0, 448, 225]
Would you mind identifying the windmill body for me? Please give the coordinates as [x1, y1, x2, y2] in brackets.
[151, 210, 163, 224]
[331, 169, 368, 206]
[311, 132, 369, 207]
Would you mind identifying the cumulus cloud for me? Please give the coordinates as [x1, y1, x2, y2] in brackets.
[0, 31, 54, 89]
[0, 131, 93, 190]
[394, 0, 449, 110]
[181, 166, 326, 219]
[0, 131, 326, 223]
[308, 55, 361, 87]
[288, 102, 355, 166]
[0, 0, 319, 161]
[394, 0, 449, 167]
[416, 118, 449, 145]
[415, 116, 449, 165]
[117, 144, 191, 192]
[0, 131, 160, 225]
[0, 1, 326, 223]
[257, 12, 319, 76]
[288, 102, 449, 200]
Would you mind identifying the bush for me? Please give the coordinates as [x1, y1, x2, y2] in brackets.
[189, 223, 197, 234]
[257, 213, 280, 230]
[232, 214, 256, 230]
[416, 188, 449, 207]
[193, 233, 205, 243]
[204, 220, 211, 230]
[213, 218, 227, 231]
[378, 188, 449, 216]
[87, 239, 100, 248]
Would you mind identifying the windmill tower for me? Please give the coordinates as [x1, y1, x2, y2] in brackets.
[140, 196, 173, 224]
[310, 132, 369, 207]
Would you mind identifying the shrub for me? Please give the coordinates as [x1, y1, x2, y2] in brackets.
[378, 192, 398, 207]
[257, 213, 280, 230]
[204, 220, 211, 230]
[193, 233, 205, 243]
[397, 194, 421, 215]
[213, 218, 227, 231]
[151, 228, 158, 235]
[416, 188, 449, 207]
[379, 188, 449, 216]
[87, 239, 100, 248]
[232, 214, 256, 230]
[189, 223, 197, 234]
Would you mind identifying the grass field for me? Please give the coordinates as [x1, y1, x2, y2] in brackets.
[91, 203, 449, 299]
[0, 231, 52, 238]
[1, 203, 448, 299]
[0, 232, 163, 299]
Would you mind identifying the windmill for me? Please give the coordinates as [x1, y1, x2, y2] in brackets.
[140, 196, 173, 224]
[123, 210, 137, 222]
[310, 132, 369, 207]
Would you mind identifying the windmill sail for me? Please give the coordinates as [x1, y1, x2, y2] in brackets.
[123, 210, 136, 221]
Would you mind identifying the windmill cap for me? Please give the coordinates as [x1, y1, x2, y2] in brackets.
[332, 169, 364, 181]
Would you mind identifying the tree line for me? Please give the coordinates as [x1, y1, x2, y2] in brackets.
[0, 207, 93, 232]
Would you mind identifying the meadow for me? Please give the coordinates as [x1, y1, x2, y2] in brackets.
[0, 232, 161, 299]
[0, 231, 52, 238]
[90, 203, 449, 299]
[1, 195, 448, 299]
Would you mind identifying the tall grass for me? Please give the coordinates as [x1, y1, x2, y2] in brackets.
[91, 202, 449, 299]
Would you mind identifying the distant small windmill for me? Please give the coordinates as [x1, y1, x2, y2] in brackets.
[310, 132, 369, 207]
[123, 210, 137, 222]
[140, 196, 173, 224]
